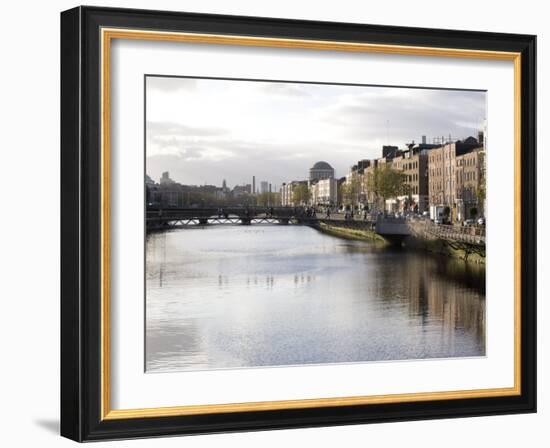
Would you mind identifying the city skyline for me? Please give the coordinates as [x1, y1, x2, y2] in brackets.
[148, 170, 279, 192]
[146, 76, 486, 187]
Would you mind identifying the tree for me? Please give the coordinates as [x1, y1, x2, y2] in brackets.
[292, 183, 310, 205]
[476, 183, 486, 212]
[365, 168, 380, 208]
[402, 188, 414, 211]
[341, 175, 361, 207]
[257, 192, 280, 207]
[272, 192, 281, 207]
[366, 164, 408, 210]
[475, 151, 486, 215]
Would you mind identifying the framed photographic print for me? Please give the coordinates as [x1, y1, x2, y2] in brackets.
[60, 6, 536, 442]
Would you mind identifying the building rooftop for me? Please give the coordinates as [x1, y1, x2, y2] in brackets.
[311, 161, 333, 170]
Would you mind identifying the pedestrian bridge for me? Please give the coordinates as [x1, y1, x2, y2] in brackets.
[146, 207, 484, 254]
[147, 207, 408, 237]
[146, 206, 318, 230]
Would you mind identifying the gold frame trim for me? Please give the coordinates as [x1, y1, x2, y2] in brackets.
[100, 28, 522, 421]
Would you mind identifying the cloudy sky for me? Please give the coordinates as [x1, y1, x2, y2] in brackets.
[146, 76, 486, 189]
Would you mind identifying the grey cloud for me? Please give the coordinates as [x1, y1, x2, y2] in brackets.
[147, 77, 198, 92]
[147, 135, 378, 188]
[260, 83, 312, 97]
[146, 79, 485, 191]
[323, 89, 485, 146]
[146, 121, 233, 160]
[147, 121, 230, 138]
[147, 137, 207, 160]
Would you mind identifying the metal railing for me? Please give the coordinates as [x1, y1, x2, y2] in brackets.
[409, 220, 485, 245]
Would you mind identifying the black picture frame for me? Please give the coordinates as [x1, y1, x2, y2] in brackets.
[61, 5, 536, 442]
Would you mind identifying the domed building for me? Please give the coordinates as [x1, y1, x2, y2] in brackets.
[309, 161, 335, 181]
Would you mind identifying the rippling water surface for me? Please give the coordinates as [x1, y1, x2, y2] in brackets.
[146, 225, 485, 372]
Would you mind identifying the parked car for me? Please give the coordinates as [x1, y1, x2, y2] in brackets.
[463, 219, 475, 226]
[477, 217, 486, 225]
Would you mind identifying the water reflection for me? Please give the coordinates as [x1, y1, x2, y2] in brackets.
[146, 226, 485, 372]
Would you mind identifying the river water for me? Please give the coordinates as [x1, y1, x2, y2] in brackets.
[146, 225, 485, 372]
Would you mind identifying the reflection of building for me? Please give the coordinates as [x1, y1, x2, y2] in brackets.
[372, 254, 485, 353]
[309, 161, 335, 181]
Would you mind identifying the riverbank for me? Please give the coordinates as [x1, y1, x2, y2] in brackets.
[316, 221, 387, 244]
[317, 221, 485, 264]
[403, 236, 486, 264]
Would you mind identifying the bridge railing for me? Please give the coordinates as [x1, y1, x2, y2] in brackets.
[409, 220, 485, 245]
[146, 206, 302, 219]
[145, 206, 325, 229]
